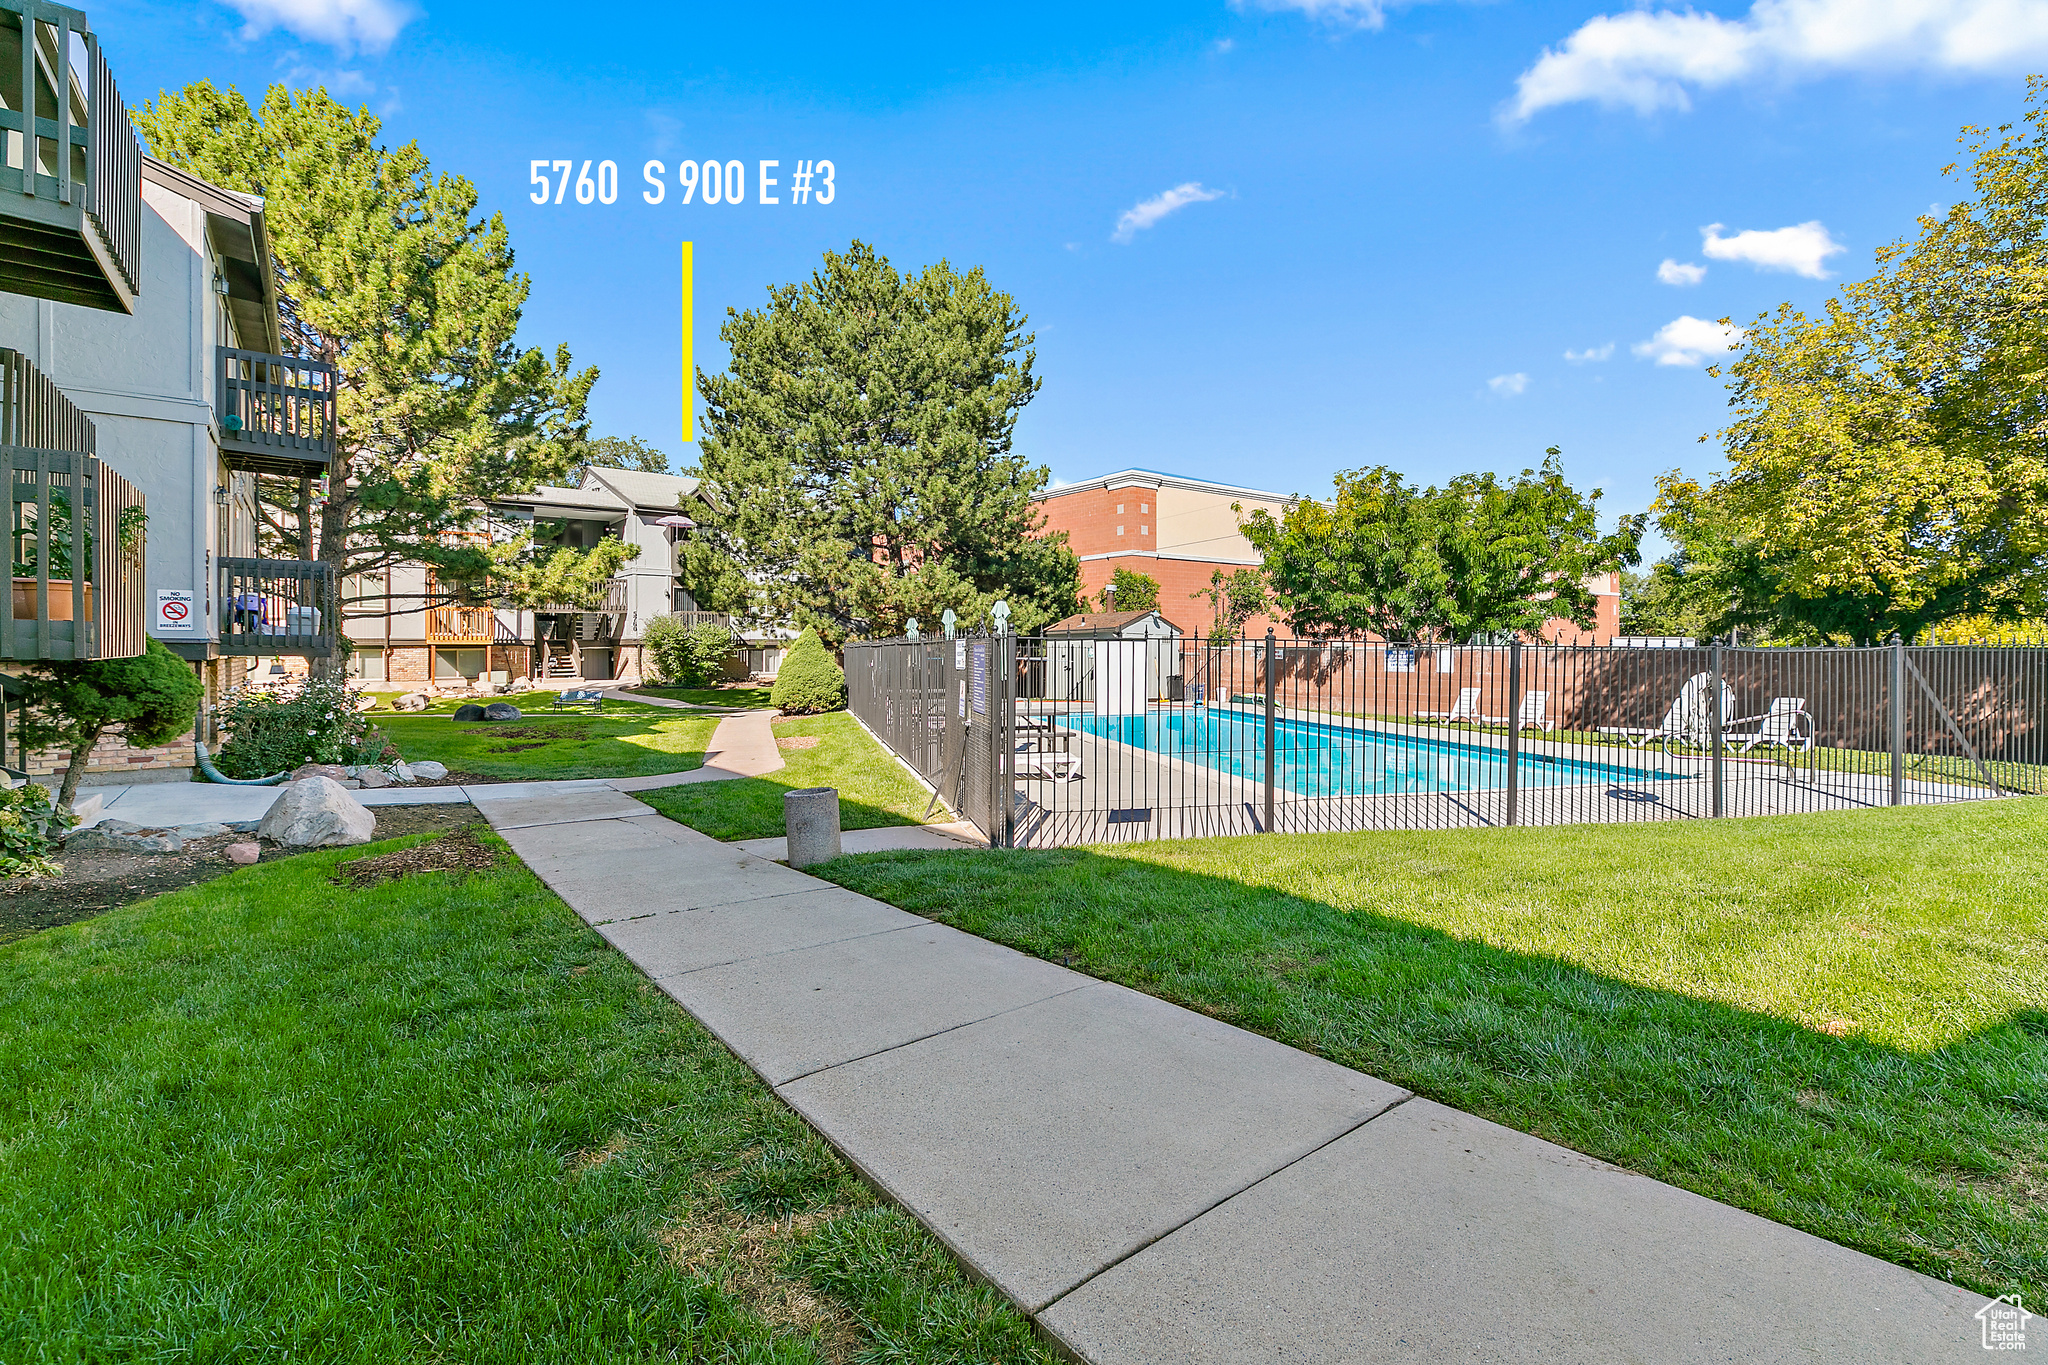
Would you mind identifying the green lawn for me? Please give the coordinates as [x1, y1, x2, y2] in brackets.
[0, 827, 1049, 1364]
[642, 712, 941, 842]
[817, 799, 2048, 1305]
[372, 696, 719, 780]
[627, 684, 776, 709]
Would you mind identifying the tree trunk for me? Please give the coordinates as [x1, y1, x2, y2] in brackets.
[55, 723, 103, 809]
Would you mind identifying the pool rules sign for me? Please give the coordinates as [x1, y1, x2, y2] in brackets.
[154, 589, 195, 631]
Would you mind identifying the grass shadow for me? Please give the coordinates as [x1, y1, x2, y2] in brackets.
[816, 818, 2048, 1306]
[374, 702, 720, 781]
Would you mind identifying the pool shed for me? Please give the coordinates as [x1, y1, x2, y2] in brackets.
[1043, 610, 1186, 708]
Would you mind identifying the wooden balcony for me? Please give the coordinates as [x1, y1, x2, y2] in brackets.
[533, 578, 628, 615]
[3, 347, 143, 661]
[0, 0, 141, 313]
[217, 347, 337, 478]
[426, 604, 499, 644]
[218, 556, 336, 657]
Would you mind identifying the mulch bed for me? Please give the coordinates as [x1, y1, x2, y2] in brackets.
[1, 803, 482, 945]
[333, 824, 500, 888]
[776, 736, 822, 751]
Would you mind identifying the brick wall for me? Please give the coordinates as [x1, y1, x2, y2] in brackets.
[26, 730, 196, 783]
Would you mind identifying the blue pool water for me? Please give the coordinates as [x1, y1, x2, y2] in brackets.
[1056, 708, 1681, 796]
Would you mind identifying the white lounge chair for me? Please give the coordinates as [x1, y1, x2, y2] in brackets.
[1015, 742, 1080, 782]
[1723, 696, 1813, 755]
[1417, 688, 1481, 725]
[1597, 672, 1736, 754]
[1483, 691, 1549, 732]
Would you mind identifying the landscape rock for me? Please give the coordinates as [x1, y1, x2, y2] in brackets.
[225, 842, 261, 865]
[393, 692, 431, 712]
[225, 819, 262, 833]
[290, 763, 348, 783]
[451, 703, 488, 722]
[173, 823, 231, 839]
[257, 777, 377, 849]
[482, 702, 522, 722]
[509, 677, 535, 692]
[408, 760, 449, 780]
[357, 768, 393, 789]
[64, 826, 181, 854]
[477, 682, 507, 696]
[96, 818, 144, 836]
[386, 762, 416, 783]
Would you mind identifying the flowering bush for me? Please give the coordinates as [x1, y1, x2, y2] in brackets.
[0, 782, 74, 879]
[215, 672, 390, 778]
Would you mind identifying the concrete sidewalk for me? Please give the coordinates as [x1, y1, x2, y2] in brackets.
[74, 709, 787, 829]
[479, 785, 1983, 1363]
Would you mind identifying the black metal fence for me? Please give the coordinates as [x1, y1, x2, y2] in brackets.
[849, 631, 2048, 849]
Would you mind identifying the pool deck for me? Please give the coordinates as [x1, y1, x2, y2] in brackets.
[1009, 702, 1997, 847]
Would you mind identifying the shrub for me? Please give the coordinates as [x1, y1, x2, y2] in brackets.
[645, 615, 739, 686]
[770, 629, 846, 715]
[15, 639, 207, 807]
[0, 782, 74, 879]
[216, 672, 384, 779]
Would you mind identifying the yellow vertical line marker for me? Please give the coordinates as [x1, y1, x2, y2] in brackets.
[679, 240, 695, 445]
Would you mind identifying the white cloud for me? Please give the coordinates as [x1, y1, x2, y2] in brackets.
[1488, 372, 1530, 396]
[1236, 0, 1407, 29]
[222, 0, 417, 54]
[1506, 0, 2048, 122]
[1111, 182, 1226, 244]
[1212, 37, 1237, 54]
[1634, 315, 1744, 367]
[1701, 220, 1844, 278]
[1657, 258, 1707, 286]
[1564, 343, 1615, 363]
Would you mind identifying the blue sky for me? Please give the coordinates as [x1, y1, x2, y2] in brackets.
[100, 0, 2048, 549]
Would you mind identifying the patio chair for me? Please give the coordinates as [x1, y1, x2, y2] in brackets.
[1015, 740, 1080, 782]
[1723, 696, 1813, 755]
[1483, 691, 1549, 732]
[1596, 672, 1735, 754]
[1417, 687, 1481, 725]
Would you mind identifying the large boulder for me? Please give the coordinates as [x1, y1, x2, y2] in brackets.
[482, 702, 522, 722]
[290, 763, 348, 783]
[408, 760, 449, 781]
[258, 776, 376, 849]
[451, 703, 487, 722]
[64, 824, 180, 854]
[393, 692, 431, 712]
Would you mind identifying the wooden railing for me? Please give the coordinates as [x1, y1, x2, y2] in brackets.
[218, 347, 338, 477]
[2, 348, 144, 660]
[426, 604, 498, 643]
[0, 1, 142, 311]
[218, 556, 337, 657]
[533, 578, 628, 614]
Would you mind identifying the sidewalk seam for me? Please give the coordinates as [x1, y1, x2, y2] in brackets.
[1030, 1092, 1417, 1319]
[769, 981, 1098, 1087]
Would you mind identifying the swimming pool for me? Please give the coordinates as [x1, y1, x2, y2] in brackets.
[1056, 707, 1684, 796]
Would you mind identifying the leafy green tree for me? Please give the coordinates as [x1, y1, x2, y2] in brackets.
[1239, 454, 1643, 641]
[1097, 568, 1160, 614]
[1618, 557, 1715, 641]
[684, 241, 1081, 643]
[133, 83, 603, 633]
[1657, 80, 2048, 643]
[17, 641, 206, 807]
[769, 629, 846, 715]
[1192, 567, 1270, 642]
[581, 436, 670, 474]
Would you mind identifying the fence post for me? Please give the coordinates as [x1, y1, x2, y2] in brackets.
[1710, 639, 1725, 818]
[1263, 627, 1277, 834]
[1889, 633, 1905, 806]
[1504, 639, 1521, 827]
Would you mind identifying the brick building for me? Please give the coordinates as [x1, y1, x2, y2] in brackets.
[1032, 468, 1620, 643]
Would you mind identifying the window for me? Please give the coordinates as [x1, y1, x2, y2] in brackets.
[434, 648, 485, 680]
[1141, 525, 1148, 536]
[1116, 525, 1123, 536]
[1141, 502, 1149, 513]
[349, 646, 386, 682]
[1116, 503, 1124, 514]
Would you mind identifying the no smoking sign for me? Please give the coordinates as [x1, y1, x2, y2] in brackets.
[154, 589, 195, 630]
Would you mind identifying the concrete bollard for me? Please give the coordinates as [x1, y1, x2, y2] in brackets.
[784, 786, 842, 868]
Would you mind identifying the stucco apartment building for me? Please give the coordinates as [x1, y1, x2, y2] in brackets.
[1033, 468, 1620, 643]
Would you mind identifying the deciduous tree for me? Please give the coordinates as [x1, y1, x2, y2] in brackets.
[1657, 79, 2048, 643]
[1240, 455, 1642, 642]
